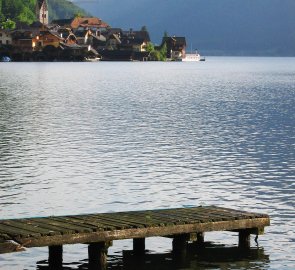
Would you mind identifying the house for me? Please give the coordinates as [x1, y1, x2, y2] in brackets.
[105, 33, 121, 50]
[11, 30, 36, 53]
[90, 31, 107, 50]
[36, 0, 49, 25]
[121, 29, 151, 52]
[57, 28, 77, 45]
[32, 31, 63, 51]
[73, 29, 92, 45]
[161, 36, 186, 60]
[0, 30, 12, 45]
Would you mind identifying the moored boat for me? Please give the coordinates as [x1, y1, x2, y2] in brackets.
[180, 50, 205, 62]
[0, 56, 11, 62]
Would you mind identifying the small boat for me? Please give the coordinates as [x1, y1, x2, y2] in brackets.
[175, 50, 205, 62]
[0, 56, 11, 62]
[181, 50, 205, 62]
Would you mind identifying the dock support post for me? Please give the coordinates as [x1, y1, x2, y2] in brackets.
[48, 245, 63, 269]
[172, 234, 188, 255]
[172, 234, 189, 267]
[239, 230, 251, 248]
[196, 232, 205, 245]
[133, 238, 145, 255]
[88, 242, 110, 270]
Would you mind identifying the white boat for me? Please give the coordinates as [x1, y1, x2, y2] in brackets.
[180, 50, 205, 62]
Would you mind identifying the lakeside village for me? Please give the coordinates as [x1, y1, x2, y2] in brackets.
[0, 1, 204, 62]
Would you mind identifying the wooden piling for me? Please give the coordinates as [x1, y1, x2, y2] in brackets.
[133, 238, 145, 255]
[238, 230, 251, 248]
[172, 234, 188, 255]
[196, 232, 205, 245]
[88, 242, 110, 270]
[48, 245, 63, 269]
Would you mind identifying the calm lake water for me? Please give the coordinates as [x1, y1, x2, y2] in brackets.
[0, 58, 294, 270]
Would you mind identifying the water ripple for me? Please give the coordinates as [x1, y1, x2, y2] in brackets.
[0, 58, 294, 269]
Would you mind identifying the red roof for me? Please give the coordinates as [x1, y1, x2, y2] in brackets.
[71, 17, 109, 29]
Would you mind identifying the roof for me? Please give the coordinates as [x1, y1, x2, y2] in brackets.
[162, 36, 186, 46]
[109, 34, 121, 44]
[91, 34, 106, 42]
[71, 17, 109, 29]
[122, 30, 150, 42]
[40, 30, 63, 41]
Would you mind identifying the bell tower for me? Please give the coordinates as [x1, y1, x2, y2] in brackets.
[36, 0, 49, 25]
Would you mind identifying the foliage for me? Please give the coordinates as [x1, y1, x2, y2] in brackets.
[146, 42, 154, 53]
[0, 0, 36, 25]
[74, 11, 84, 18]
[1, 18, 16, 29]
[0, 0, 88, 25]
[48, 0, 88, 21]
[147, 42, 167, 61]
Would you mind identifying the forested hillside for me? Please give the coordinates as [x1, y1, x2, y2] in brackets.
[0, 0, 87, 26]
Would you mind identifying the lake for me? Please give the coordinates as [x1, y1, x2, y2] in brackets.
[0, 58, 294, 269]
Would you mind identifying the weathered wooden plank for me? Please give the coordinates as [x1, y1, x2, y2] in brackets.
[123, 211, 185, 225]
[132, 210, 192, 223]
[193, 207, 242, 220]
[90, 214, 147, 228]
[179, 208, 234, 221]
[75, 215, 131, 230]
[100, 212, 173, 227]
[0, 232, 11, 241]
[108, 211, 169, 225]
[15, 217, 270, 248]
[0, 220, 56, 236]
[28, 218, 93, 234]
[23, 219, 77, 235]
[68, 216, 116, 231]
[155, 210, 209, 223]
[52, 217, 105, 232]
[206, 206, 268, 218]
[113, 213, 170, 226]
[0, 223, 41, 238]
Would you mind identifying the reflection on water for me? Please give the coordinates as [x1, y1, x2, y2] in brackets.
[35, 243, 269, 270]
[0, 58, 294, 269]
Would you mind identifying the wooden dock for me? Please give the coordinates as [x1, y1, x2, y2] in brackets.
[0, 206, 270, 269]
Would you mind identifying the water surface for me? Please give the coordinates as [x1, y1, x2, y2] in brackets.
[0, 58, 294, 269]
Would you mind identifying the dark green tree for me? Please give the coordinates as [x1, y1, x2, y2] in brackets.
[1, 18, 16, 29]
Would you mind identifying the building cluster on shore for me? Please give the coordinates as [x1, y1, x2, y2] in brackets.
[0, 0, 188, 62]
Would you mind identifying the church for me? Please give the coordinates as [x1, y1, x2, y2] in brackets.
[36, 0, 49, 25]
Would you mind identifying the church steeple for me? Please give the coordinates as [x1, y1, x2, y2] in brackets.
[36, 0, 49, 25]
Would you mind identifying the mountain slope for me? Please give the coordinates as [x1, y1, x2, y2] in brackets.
[0, 0, 88, 25]
[78, 0, 295, 56]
